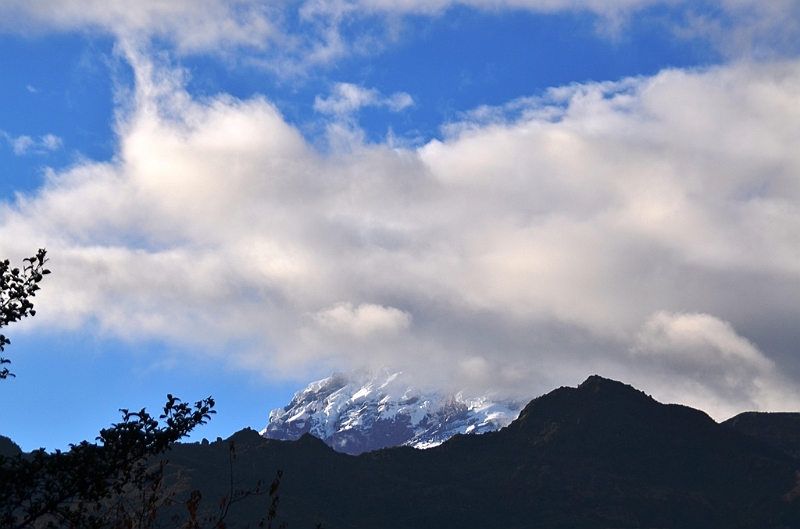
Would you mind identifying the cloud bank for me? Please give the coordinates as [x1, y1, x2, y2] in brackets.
[2, 46, 800, 418]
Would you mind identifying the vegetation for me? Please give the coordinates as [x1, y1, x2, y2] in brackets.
[0, 248, 49, 379]
[0, 396, 215, 528]
[0, 250, 284, 528]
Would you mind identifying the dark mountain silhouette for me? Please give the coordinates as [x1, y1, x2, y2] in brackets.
[0, 435, 21, 458]
[724, 411, 800, 459]
[152, 375, 800, 528]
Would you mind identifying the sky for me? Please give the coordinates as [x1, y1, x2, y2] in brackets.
[1, 0, 800, 452]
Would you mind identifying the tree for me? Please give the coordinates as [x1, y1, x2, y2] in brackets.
[0, 248, 50, 379]
[0, 396, 216, 528]
[0, 250, 286, 528]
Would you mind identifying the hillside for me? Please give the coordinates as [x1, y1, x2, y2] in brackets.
[153, 376, 800, 528]
[724, 411, 800, 459]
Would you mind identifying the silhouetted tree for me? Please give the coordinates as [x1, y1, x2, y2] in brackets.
[0, 396, 215, 528]
[0, 248, 50, 379]
[0, 250, 286, 528]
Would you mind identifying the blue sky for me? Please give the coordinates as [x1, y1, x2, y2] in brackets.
[1, 0, 800, 452]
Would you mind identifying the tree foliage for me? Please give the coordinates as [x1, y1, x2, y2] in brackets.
[0, 397, 216, 528]
[0, 248, 50, 379]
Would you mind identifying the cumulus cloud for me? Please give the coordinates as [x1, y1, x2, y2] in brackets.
[2, 51, 800, 415]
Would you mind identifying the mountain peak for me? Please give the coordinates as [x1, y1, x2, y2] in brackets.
[577, 374, 651, 397]
[0, 435, 22, 458]
[578, 374, 623, 389]
[505, 374, 718, 456]
[260, 370, 524, 455]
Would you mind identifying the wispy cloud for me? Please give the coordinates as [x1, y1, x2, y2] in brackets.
[314, 83, 413, 117]
[0, 1, 281, 54]
[1, 131, 63, 155]
[313, 83, 414, 149]
[0, 1, 796, 72]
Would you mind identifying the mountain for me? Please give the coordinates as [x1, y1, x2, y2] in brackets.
[0, 435, 21, 458]
[154, 375, 800, 528]
[260, 370, 523, 455]
[724, 411, 800, 459]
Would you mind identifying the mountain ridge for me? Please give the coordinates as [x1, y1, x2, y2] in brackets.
[156, 375, 800, 528]
[5, 375, 800, 528]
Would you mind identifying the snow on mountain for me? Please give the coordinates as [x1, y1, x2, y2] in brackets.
[260, 371, 524, 455]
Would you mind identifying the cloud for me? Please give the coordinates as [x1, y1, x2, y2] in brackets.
[2, 52, 800, 415]
[5, 134, 33, 155]
[40, 134, 62, 151]
[0, 1, 280, 54]
[0, 1, 797, 70]
[671, 1, 800, 58]
[633, 311, 772, 371]
[302, 0, 658, 19]
[313, 83, 414, 149]
[312, 302, 412, 337]
[625, 311, 800, 418]
[1, 131, 63, 155]
[314, 83, 413, 117]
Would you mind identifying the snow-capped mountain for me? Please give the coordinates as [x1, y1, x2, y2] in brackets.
[260, 371, 524, 455]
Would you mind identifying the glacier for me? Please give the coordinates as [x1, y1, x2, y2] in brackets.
[260, 370, 524, 455]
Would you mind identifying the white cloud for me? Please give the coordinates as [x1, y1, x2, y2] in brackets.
[624, 311, 800, 418]
[315, 84, 380, 116]
[1, 131, 63, 155]
[289, 0, 800, 64]
[314, 83, 413, 117]
[672, 1, 800, 58]
[3, 52, 800, 414]
[0, 0, 280, 54]
[385, 92, 414, 112]
[633, 311, 772, 371]
[313, 83, 413, 150]
[7, 134, 34, 155]
[313, 302, 412, 337]
[40, 134, 62, 151]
